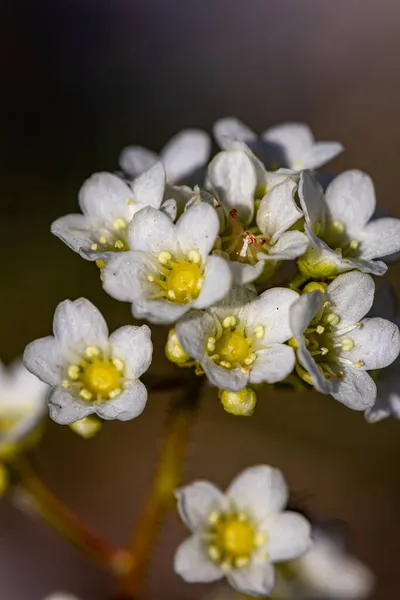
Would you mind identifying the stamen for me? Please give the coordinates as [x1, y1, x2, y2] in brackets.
[235, 556, 250, 568]
[147, 275, 155, 282]
[219, 361, 232, 369]
[244, 353, 256, 365]
[90, 243, 98, 251]
[316, 325, 325, 334]
[112, 358, 124, 372]
[79, 388, 93, 401]
[331, 220, 345, 234]
[167, 290, 176, 300]
[96, 259, 105, 269]
[325, 313, 340, 326]
[355, 360, 365, 368]
[341, 337, 354, 352]
[158, 251, 172, 264]
[349, 240, 359, 250]
[254, 532, 266, 547]
[254, 325, 264, 339]
[320, 347, 329, 355]
[207, 337, 216, 352]
[196, 277, 204, 290]
[99, 236, 108, 244]
[188, 250, 201, 264]
[85, 346, 101, 358]
[108, 387, 122, 398]
[208, 546, 221, 561]
[208, 511, 220, 525]
[114, 240, 124, 250]
[220, 561, 232, 572]
[61, 380, 70, 388]
[68, 365, 80, 380]
[113, 218, 127, 230]
[222, 315, 237, 328]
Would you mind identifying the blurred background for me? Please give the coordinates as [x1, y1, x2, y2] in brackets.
[1, 0, 400, 598]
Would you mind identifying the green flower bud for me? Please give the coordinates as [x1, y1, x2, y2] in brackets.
[219, 388, 257, 416]
[303, 281, 328, 294]
[297, 251, 339, 279]
[165, 329, 191, 365]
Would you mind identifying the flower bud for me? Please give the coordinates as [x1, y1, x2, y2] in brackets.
[297, 251, 339, 279]
[219, 388, 257, 416]
[165, 329, 191, 365]
[303, 281, 328, 294]
[69, 416, 102, 439]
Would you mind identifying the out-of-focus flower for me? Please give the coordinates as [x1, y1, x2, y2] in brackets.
[289, 271, 400, 409]
[23, 299, 152, 425]
[43, 594, 80, 600]
[298, 170, 400, 277]
[174, 465, 312, 597]
[176, 287, 298, 392]
[102, 203, 232, 324]
[51, 163, 166, 262]
[213, 118, 343, 171]
[0, 360, 48, 459]
[120, 128, 211, 184]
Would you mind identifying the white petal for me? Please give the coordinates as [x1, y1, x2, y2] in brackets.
[228, 259, 264, 285]
[256, 178, 302, 241]
[194, 255, 233, 309]
[51, 214, 95, 257]
[203, 357, 249, 392]
[175, 311, 213, 360]
[227, 562, 275, 597]
[176, 202, 219, 257]
[119, 145, 159, 178]
[300, 141, 343, 170]
[175, 481, 225, 531]
[102, 251, 157, 303]
[160, 198, 177, 221]
[327, 271, 375, 328]
[109, 325, 152, 378]
[23, 337, 65, 386]
[78, 172, 133, 223]
[226, 465, 288, 517]
[325, 170, 375, 233]
[95, 381, 147, 421]
[53, 298, 109, 354]
[358, 217, 400, 260]
[343, 317, 400, 370]
[298, 171, 326, 231]
[127, 206, 178, 255]
[262, 123, 314, 168]
[161, 129, 211, 183]
[245, 288, 299, 344]
[131, 161, 166, 210]
[249, 345, 295, 384]
[48, 387, 94, 425]
[264, 230, 309, 261]
[213, 117, 257, 150]
[131, 298, 189, 325]
[365, 378, 400, 422]
[332, 369, 376, 410]
[174, 535, 223, 583]
[264, 511, 312, 562]
[208, 150, 257, 225]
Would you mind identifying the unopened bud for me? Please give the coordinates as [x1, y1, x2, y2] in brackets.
[219, 388, 257, 416]
[70, 416, 102, 439]
[165, 329, 191, 365]
[303, 281, 328, 294]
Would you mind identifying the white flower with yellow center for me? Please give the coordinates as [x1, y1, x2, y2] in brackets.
[214, 118, 343, 171]
[297, 170, 400, 278]
[174, 465, 312, 597]
[176, 287, 298, 391]
[51, 162, 166, 262]
[0, 360, 48, 457]
[119, 128, 211, 184]
[207, 150, 305, 284]
[23, 299, 152, 425]
[289, 271, 400, 410]
[102, 202, 233, 324]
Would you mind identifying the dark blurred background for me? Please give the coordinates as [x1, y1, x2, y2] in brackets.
[1, 1, 400, 598]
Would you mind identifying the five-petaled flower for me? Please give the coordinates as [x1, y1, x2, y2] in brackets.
[23, 299, 153, 424]
[174, 465, 312, 597]
[102, 202, 233, 324]
[289, 271, 400, 410]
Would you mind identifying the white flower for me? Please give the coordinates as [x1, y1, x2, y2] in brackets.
[51, 163, 166, 261]
[289, 271, 400, 410]
[174, 465, 312, 597]
[42, 594, 79, 600]
[207, 150, 307, 284]
[102, 202, 233, 324]
[119, 128, 211, 184]
[298, 170, 400, 277]
[295, 526, 374, 599]
[23, 298, 152, 425]
[176, 287, 298, 391]
[0, 360, 48, 452]
[214, 118, 343, 171]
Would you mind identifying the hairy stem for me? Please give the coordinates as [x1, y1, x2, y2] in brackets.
[119, 373, 204, 598]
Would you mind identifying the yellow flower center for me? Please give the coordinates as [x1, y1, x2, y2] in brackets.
[215, 331, 251, 365]
[62, 346, 124, 402]
[148, 251, 204, 304]
[90, 217, 129, 253]
[207, 315, 262, 370]
[217, 517, 255, 557]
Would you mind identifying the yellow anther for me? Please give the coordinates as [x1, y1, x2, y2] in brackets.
[208, 511, 220, 525]
[254, 325, 265, 339]
[320, 347, 329, 356]
[207, 337, 216, 352]
[126, 198, 134, 205]
[147, 274, 155, 282]
[188, 250, 201, 264]
[108, 387, 122, 399]
[356, 322, 363, 329]
[167, 290, 176, 300]
[208, 546, 221, 561]
[258, 552, 269, 562]
[99, 236, 107, 244]
[196, 277, 204, 290]
[235, 556, 250, 568]
[222, 315, 237, 329]
[70, 416, 102, 439]
[61, 380, 69, 388]
[113, 218, 127, 230]
[114, 240, 124, 250]
[158, 251, 172, 265]
[341, 338, 354, 352]
[219, 361, 232, 369]
[96, 259, 105, 269]
[355, 360, 365, 368]
[220, 561, 232, 572]
[323, 300, 330, 308]
[79, 388, 93, 401]
[254, 532, 266, 548]
[349, 239, 359, 250]
[244, 353, 256, 365]
[85, 346, 101, 358]
[90, 243, 98, 251]
[325, 313, 340, 326]
[331, 220, 345, 234]
[112, 358, 125, 372]
[241, 367, 249, 374]
[67, 365, 80, 380]
[337, 370, 344, 378]
[316, 325, 325, 334]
